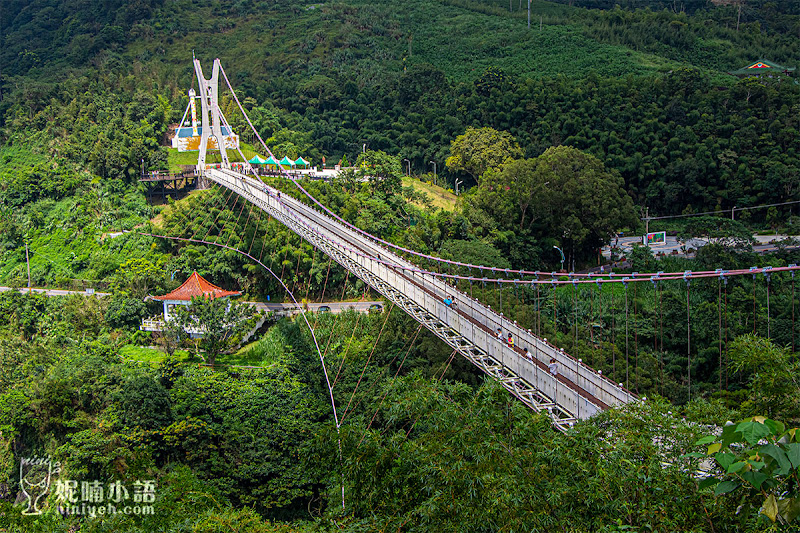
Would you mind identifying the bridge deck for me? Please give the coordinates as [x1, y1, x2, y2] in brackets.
[206, 168, 636, 428]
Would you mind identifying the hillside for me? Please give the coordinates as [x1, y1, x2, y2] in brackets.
[3, 1, 800, 531]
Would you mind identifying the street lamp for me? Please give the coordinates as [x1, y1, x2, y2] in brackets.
[553, 246, 565, 272]
[403, 158, 411, 176]
[455, 178, 463, 195]
[429, 160, 437, 184]
[362, 143, 366, 153]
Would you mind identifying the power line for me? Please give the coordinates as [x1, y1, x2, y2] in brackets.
[646, 199, 800, 221]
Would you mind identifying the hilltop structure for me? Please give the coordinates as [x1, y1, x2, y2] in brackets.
[729, 59, 796, 79]
[140, 271, 241, 336]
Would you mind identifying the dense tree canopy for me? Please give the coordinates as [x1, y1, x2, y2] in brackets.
[463, 145, 636, 268]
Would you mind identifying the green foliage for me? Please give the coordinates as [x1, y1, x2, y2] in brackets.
[104, 295, 148, 330]
[464, 144, 636, 267]
[355, 149, 403, 196]
[110, 257, 165, 299]
[681, 216, 756, 252]
[315, 377, 720, 531]
[174, 296, 258, 366]
[445, 126, 523, 181]
[728, 334, 800, 423]
[695, 416, 800, 525]
[118, 376, 173, 431]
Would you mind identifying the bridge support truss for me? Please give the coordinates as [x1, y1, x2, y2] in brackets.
[205, 169, 636, 430]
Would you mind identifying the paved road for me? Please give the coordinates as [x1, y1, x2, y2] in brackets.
[0, 286, 383, 313]
[0, 286, 111, 297]
[249, 300, 384, 314]
[601, 234, 800, 259]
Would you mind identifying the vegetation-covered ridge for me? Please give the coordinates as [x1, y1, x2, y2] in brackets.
[2, 0, 800, 530]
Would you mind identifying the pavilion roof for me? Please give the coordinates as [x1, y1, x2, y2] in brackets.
[729, 60, 795, 76]
[151, 271, 241, 301]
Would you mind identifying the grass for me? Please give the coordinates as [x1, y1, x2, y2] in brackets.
[148, 189, 208, 229]
[220, 339, 282, 367]
[403, 176, 458, 211]
[166, 143, 265, 173]
[119, 344, 191, 364]
[120, 329, 282, 369]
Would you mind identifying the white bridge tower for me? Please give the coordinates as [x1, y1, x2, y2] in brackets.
[194, 58, 230, 174]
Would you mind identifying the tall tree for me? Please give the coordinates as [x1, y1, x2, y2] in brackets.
[445, 127, 523, 183]
[355, 150, 403, 196]
[174, 296, 258, 366]
[531, 145, 637, 267]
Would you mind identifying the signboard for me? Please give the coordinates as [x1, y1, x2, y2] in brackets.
[643, 231, 666, 246]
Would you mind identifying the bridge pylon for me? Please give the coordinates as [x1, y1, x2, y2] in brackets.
[193, 58, 230, 178]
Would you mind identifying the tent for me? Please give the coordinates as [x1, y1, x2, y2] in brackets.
[264, 155, 280, 167]
[248, 155, 268, 165]
[279, 156, 294, 168]
[294, 156, 310, 168]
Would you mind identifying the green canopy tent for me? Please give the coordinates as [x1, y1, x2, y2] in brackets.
[279, 156, 294, 168]
[264, 155, 280, 168]
[248, 155, 268, 165]
[294, 156, 310, 168]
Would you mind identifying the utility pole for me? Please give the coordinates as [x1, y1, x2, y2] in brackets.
[25, 241, 31, 293]
[736, 1, 742, 32]
[528, 0, 531, 28]
[642, 207, 650, 234]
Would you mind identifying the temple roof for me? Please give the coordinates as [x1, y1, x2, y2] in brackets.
[151, 271, 240, 301]
[730, 60, 796, 76]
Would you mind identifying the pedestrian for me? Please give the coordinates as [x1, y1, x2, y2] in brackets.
[496, 327, 503, 339]
[549, 358, 558, 376]
[523, 347, 531, 360]
[507, 333, 514, 348]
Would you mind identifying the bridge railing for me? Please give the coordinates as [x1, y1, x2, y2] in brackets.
[208, 168, 635, 419]
[261, 174, 635, 407]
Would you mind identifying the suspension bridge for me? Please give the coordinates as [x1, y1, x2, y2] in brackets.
[156, 57, 800, 431]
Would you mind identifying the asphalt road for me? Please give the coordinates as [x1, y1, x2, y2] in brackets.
[0, 286, 111, 297]
[249, 301, 384, 314]
[601, 234, 800, 259]
[0, 286, 383, 313]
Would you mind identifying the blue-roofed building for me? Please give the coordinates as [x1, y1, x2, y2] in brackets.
[171, 125, 240, 152]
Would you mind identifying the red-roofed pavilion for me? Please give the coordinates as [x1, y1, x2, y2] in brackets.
[151, 271, 240, 322]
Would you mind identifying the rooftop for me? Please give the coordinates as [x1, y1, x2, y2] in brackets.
[151, 271, 241, 301]
[729, 60, 796, 76]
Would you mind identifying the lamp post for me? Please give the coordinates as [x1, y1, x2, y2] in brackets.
[455, 179, 463, 195]
[403, 158, 411, 176]
[553, 246, 565, 272]
[362, 143, 366, 153]
[429, 160, 436, 184]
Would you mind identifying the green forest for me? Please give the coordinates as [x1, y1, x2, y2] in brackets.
[2, 0, 800, 530]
